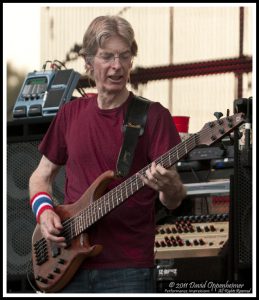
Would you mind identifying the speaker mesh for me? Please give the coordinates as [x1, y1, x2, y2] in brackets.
[237, 149, 252, 266]
[7, 140, 65, 279]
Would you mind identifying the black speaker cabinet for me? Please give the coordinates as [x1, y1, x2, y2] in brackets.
[6, 118, 65, 285]
[228, 133, 252, 286]
[233, 148, 252, 266]
[229, 97, 253, 286]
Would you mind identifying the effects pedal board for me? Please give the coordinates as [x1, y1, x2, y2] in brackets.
[13, 69, 80, 118]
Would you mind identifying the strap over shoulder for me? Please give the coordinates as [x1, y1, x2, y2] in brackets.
[116, 95, 151, 177]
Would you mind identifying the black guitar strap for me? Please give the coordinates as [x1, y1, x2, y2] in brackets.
[116, 95, 151, 177]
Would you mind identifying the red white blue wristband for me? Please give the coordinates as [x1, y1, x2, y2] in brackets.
[30, 192, 54, 223]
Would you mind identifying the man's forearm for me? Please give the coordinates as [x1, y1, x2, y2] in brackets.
[159, 183, 186, 210]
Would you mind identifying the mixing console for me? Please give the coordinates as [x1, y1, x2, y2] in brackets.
[155, 214, 229, 259]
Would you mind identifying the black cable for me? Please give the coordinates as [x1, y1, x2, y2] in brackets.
[42, 60, 52, 70]
[76, 87, 86, 97]
[190, 167, 201, 183]
[53, 59, 67, 69]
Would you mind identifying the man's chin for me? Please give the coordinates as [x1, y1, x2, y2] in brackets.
[105, 83, 125, 92]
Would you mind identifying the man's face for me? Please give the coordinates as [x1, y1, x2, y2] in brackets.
[91, 35, 133, 94]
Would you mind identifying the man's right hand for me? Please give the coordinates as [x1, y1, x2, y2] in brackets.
[39, 209, 67, 248]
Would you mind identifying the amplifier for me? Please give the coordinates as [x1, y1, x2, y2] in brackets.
[155, 255, 228, 291]
[210, 158, 234, 169]
[188, 146, 225, 161]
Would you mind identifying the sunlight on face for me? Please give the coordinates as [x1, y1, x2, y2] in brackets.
[92, 36, 133, 94]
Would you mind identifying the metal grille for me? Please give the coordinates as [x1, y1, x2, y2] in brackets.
[6, 141, 65, 279]
[237, 149, 252, 266]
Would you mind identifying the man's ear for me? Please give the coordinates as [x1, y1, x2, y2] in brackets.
[86, 62, 93, 71]
[85, 57, 94, 70]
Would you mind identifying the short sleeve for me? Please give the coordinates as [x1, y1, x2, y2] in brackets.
[38, 106, 68, 165]
[146, 102, 181, 162]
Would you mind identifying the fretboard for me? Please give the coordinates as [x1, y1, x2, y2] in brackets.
[60, 133, 199, 242]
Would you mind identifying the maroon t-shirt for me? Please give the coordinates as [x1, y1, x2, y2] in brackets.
[38, 92, 181, 269]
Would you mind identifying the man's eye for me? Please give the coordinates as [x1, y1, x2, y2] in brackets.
[102, 54, 113, 60]
[121, 53, 131, 59]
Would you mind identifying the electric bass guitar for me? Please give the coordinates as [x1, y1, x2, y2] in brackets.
[32, 112, 245, 292]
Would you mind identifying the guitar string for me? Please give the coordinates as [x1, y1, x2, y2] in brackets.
[59, 116, 239, 239]
[34, 116, 240, 250]
[34, 132, 198, 250]
[59, 133, 198, 238]
[34, 120, 224, 250]
[42, 128, 202, 242]
[34, 120, 225, 249]
[76, 115, 241, 231]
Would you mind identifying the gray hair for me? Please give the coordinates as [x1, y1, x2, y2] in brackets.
[79, 15, 138, 75]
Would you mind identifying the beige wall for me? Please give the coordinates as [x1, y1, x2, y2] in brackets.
[40, 5, 253, 133]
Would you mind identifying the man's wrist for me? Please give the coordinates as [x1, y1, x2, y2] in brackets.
[30, 192, 54, 223]
[159, 184, 186, 209]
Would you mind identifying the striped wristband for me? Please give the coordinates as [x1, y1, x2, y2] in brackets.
[30, 192, 54, 223]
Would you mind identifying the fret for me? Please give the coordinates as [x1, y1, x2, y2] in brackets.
[77, 217, 81, 235]
[130, 179, 134, 196]
[135, 176, 140, 192]
[99, 199, 105, 217]
[53, 113, 244, 248]
[79, 214, 83, 231]
[75, 215, 81, 234]
[71, 220, 75, 239]
[63, 226, 70, 242]
[176, 149, 179, 160]
[137, 177, 143, 190]
[89, 206, 94, 227]
[133, 178, 137, 192]
[92, 205, 96, 225]
[170, 151, 175, 164]
[72, 135, 200, 236]
[83, 215, 87, 231]
[125, 181, 129, 198]
[107, 196, 111, 211]
[73, 217, 78, 236]
[83, 211, 89, 230]
[111, 193, 115, 208]
[83, 213, 87, 229]
[120, 188, 123, 203]
[168, 152, 172, 166]
[102, 202, 106, 216]
[133, 177, 137, 193]
[135, 178, 139, 190]
[184, 140, 188, 154]
[97, 204, 102, 219]
[88, 209, 92, 228]
[107, 191, 116, 211]
[99, 200, 103, 216]
[110, 190, 114, 206]
[104, 200, 109, 213]
[93, 203, 98, 223]
[112, 195, 116, 206]
[115, 192, 119, 206]
[117, 186, 121, 204]
[111, 191, 114, 209]
[75, 216, 79, 235]
[67, 220, 72, 239]
[89, 205, 93, 226]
